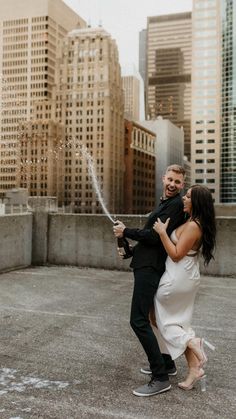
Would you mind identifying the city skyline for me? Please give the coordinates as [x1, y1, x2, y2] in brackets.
[1, 0, 235, 204]
[64, 0, 193, 72]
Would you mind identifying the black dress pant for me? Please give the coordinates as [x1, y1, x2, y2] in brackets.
[130, 267, 173, 381]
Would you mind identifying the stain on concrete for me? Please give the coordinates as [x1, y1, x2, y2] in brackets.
[0, 368, 70, 396]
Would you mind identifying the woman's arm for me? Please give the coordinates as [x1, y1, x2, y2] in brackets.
[153, 218, 201, 262]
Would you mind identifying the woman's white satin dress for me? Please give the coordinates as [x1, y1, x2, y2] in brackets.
[154, 230, 201, 360]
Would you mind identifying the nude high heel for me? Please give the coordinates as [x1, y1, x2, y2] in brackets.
[178, 367, 206, 391]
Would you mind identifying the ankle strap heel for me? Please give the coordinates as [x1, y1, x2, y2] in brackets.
[203, 339, 215, 351]
[200, 374, 207, 392]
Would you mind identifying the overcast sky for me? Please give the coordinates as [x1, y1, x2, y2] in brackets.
[64, 0, 192, 73]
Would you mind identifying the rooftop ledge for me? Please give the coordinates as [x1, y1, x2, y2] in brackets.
[0, 207, 235, 276]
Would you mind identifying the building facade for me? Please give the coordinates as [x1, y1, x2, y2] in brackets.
[221, 0, 236, 202]
[17, 101, 64, 200]
[0, 0, 86, 195]
[122, 75, 140, 121]
[141, 117, 184, 202]
[54, 27, 124, 213]
[139, 29, 147, 84]
[124, 119, 155, 214]
[191, 0, 221, 203]
[145, 13, 192, 160]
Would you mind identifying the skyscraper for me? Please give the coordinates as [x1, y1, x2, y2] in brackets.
[54, 27, 124, 213]
[221, 0, 236, 202]
[191, 0, 221, 203]
[0, 0, 86, 195]
[139, 29, 147, 85]
[122, 75, 140, 121]
[145, 13, 192, 159]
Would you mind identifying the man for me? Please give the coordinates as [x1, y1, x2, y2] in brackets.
[113, 164, 185, 397]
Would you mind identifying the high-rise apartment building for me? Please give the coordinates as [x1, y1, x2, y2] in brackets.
[0, 0, 86, 195]
[221, 0, 236, 202]
[124, 119, 155, 214]
[122, 75, 140, 121]
[146, 13, 192, 159]
[191, 0, 221, 203]
[54, 27, 124, 213]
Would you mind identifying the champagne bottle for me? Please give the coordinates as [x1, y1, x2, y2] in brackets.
[117, 236, 133, 259]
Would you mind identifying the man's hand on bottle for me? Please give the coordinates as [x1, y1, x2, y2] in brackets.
[117, 247, 125, 258]
[113, 220, 126, 238]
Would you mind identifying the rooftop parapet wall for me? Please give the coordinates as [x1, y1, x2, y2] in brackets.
[0, 214, 32, 272]
[47, 214, 128, 270]
[47, 214, 236, 277]
[0, 213, 235, 276]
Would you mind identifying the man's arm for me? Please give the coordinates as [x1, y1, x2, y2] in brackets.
[123, 226, 160, 244]
[113, 221, 161, 245]
[113, 197, 184, 246]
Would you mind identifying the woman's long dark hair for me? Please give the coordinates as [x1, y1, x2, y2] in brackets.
[190, 185, 216, 266]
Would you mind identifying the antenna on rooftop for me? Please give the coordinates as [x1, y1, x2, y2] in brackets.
[87, 0, 92, 28]
[98, 0, 102, 28]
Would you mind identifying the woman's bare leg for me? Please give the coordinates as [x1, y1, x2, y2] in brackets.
[185, 347, 200, 368]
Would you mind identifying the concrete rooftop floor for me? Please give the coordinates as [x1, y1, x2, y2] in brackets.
[0, 266, 235, 419]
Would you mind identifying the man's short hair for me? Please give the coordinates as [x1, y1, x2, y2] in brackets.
[165, 164, 186, 178]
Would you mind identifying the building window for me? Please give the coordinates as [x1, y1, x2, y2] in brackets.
[196, 169, 204, 173]
[195, 179, 204, 183]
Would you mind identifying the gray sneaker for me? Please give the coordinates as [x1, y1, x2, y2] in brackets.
[140, 366, 177, 376]
[133, 378, 171, 397]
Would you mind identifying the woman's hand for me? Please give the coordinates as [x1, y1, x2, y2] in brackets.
[153, 217, 170, 235]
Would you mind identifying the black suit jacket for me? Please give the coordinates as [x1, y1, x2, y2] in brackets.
[124, 194, 185, 274]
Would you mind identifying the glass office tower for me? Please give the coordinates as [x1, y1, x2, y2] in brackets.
[191, 0, 221, 204]
[221, 0, 236, 202]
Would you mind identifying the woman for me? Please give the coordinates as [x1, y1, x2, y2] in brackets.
[153, 185, 216, 391]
